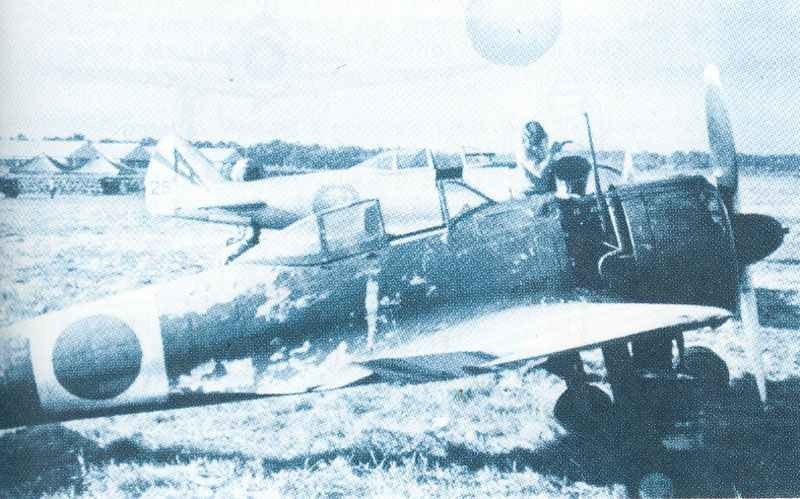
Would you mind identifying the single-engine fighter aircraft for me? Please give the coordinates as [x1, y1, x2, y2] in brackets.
[145, 141, 529, 262]
[0, 67, 787, 444]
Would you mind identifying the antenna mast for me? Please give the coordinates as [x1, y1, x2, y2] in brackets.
[583, 112, 613, 244]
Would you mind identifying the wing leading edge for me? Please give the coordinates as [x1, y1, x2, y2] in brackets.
[256, 302, 731, 396]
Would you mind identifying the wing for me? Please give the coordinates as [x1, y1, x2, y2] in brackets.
[148, 184, 299, 229]
[251, 302, 730, 395]
[0, 299, 730, 428]
[166, 200, 296, 229]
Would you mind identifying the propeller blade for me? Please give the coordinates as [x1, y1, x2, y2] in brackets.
[739, 269, 767, 403]
[704, 65, 767, 405]
[704, 64, 739, 209]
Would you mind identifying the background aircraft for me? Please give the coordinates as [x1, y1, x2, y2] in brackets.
[144, 134, 628, 263]
[145, 141, 528, 231]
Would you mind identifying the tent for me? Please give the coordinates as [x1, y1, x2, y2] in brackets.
[0, 140, 86, 161]
[11, 155, 63, 174]
[0, 140, 89, 170]
[120, 144, 156, 169]
[94, 142, 139, 164]
[73, 157, 121, 175]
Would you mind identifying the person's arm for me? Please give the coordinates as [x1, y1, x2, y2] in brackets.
[514, 138, 534, 172]
[519, 157, 555, 193]
[549, 140, 573, 158]
[516, 139, 551, 177]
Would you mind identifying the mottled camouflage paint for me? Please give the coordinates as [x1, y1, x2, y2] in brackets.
[155, 196, 572, 389]
[2, 177, 751, 427]
[0, 192, 577, 428]
[0, 336, 45, 427]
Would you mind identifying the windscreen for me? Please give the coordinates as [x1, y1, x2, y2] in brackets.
[320, 200, 385, 256]
[441, 180, 492, 219]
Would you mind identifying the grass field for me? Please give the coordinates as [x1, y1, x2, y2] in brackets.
[1, 173, 799, 498]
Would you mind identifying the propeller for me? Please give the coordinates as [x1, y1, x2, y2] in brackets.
[703, 64, 768, 404]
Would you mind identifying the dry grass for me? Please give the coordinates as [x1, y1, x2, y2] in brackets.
[1, 173, 799, 497]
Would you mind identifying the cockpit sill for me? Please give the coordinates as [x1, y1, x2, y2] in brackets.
[241, 178, 503, 267]
[244, 172, 733, 270]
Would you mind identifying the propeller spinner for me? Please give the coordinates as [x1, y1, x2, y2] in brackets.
[704, 64, 787, 405]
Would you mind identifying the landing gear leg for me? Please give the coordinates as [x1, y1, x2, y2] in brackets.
[545, 351, 585, 386]
[605, 335, 680, 430]
[603, 336, 685, 449]
[603, 335, 732, 496]
[602, 342, 638, 411]
[601, 340, 675, 495]
[226, 225, 261, 264]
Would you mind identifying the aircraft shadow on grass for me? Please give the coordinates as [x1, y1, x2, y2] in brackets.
[3, 375, 800, 499]
[756, 288, 800, 329]
[0, 425, 250, 497]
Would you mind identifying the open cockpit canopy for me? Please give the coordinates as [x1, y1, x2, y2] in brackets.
[248, 176, 501, 266]
[245, 199, 388, 266]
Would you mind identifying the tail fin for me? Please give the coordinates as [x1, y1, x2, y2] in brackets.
[145, 135, 224, 216]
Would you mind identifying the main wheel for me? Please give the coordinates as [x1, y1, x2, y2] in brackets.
[554, 384, 613, 436]
[680, 346, 729, 397]
[638, 472, 674, 499]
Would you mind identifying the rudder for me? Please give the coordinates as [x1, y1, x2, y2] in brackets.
[145, 135, 224, 216]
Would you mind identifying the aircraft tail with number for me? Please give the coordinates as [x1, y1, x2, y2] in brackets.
[145, 135, 226, 217]
[145, 135, 307, 229]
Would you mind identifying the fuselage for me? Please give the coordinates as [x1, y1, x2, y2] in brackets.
[0, 174, 786, 429]
[0, 191, 573, 429]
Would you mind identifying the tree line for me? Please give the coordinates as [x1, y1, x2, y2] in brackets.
[598, 150, 800, 173]
[240, 140, 382, 172]
[8, 135, 383, 177]
[8, 135, 800, 175]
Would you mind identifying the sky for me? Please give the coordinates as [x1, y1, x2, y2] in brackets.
[1, 0, 799, 153]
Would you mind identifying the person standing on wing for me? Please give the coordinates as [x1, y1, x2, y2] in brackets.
[516, 120, 575, 195]
[517, 121, 587, 377]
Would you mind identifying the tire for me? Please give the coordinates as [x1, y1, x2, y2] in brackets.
[638, 472, 674, 499]
[680, 346, 729, 395]
[554, 384, 613, 436]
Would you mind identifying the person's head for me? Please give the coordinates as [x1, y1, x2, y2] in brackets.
[523, 121, 548, 163]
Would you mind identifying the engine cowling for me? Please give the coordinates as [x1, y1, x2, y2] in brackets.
[597, 175, 740, 310]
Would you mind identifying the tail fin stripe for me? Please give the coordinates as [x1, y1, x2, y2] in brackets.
[172, 149, 203, 185]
